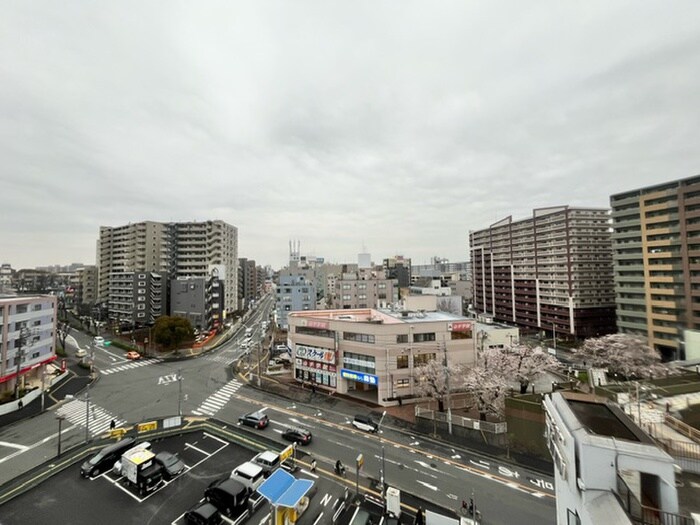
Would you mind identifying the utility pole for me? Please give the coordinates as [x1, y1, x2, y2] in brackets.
[85, 382, 91, 443]
[56, 415, 65, 457]
[552, 322, 557, 352]
[443, 336, 452, 435]
[256, 342, 262, 387]
[13, 326, 30, 400]
[377, 410, 388, 512]
[178, 369, 183, 417]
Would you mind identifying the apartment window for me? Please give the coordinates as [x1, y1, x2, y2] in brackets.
[138, 289, 145, 294]
[396, 334, 408, 344]
[138, 274, 146, 279]
[137, 313, 145, 318]
[138, 281, 146, 286]
[413, 332, 436, 343]
[378, 283, 387, 289]
[413, 353, 436, 366]
[342, 284, 351, 290]
[33, 304, 42, 311]
[342, 295, 351, 301]
[137, 296, 145, 302]
[343, 332, 376, 344]
[358, 294, 367, 300]
[15, 304, 28, 314]
[397, 355, 409, 369]
[31, 351, 40, 359]
[358, 283, 367, 290]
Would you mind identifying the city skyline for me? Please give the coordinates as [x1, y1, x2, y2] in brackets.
[2, 2, 700, 269]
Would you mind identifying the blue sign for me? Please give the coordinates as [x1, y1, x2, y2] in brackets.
[340, 368, 378, 386]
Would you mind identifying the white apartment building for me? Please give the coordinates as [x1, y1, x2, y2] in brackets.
[544, 392, 689, 525]
[0, 295, 57, 395]
[288, 308, 475, 407]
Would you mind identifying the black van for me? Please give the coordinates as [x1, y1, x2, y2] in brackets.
[80, 437, 136, 478]
[204, 478, 249, 517]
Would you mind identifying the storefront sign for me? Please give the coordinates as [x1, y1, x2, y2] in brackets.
[340, 369, 378, 386]
[448, 321, 473, 332]
[305, 320, 329, 330]
[296, 344, 335, 364]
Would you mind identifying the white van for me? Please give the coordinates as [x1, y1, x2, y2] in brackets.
[230, 461, 264, 493]
[93, 336, 105, 346]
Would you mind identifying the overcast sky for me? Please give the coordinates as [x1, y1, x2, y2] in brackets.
[2, 2, 700, 270]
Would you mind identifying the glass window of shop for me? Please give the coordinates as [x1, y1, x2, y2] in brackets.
[342, 352, 375, 373]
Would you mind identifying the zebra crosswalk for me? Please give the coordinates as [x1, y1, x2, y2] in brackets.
[191, 379, 242, 416]
[202, 353, 237, 365]
[101, 358, 162, 375]
[56, 399, 125, 436]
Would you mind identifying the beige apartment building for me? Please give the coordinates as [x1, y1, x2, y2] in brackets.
[611, 175, 700, 360]
[288, 308, 475, 407]
[470, 206, 616, 339]
[330, 269, 399, 309]
[98, 220, 238, 322]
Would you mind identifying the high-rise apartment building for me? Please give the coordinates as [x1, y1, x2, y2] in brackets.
[76, 265, 98, 306]
[470, 206, 616, 339]
[611, 175, 700, 360]
[98, 220, 238, 324]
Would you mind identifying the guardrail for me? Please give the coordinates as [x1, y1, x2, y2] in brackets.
[664, 414, 700, 444]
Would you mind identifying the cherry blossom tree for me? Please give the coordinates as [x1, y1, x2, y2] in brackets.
[414, 358, 466, 412]
[462, 365, 509, 420]
[482, 344, 562, 394]
[576, 333, 668, 379]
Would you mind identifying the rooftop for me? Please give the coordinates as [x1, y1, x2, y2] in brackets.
[565, 395, 653, 444]
[289, 307, 469, 325]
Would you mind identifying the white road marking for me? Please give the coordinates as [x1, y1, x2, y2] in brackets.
[417, 480, 438, 491]
[0, 424, 78, 464]
[0, 441, 29, 451]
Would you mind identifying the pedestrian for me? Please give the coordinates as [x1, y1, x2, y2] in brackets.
[310, 458, 316, 473]
[311, 384, 316, 394]
[17, 399, 23, 410]
[110, 419, 116, 430]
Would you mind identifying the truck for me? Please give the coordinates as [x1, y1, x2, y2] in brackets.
[121, 446, 164, 496]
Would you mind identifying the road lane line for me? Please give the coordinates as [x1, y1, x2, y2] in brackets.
[0, 441, 29, 451]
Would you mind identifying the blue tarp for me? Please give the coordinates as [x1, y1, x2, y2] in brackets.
[257, 469, 314, 508]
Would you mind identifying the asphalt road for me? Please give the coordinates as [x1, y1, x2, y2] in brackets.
[0, 296, 555, 524]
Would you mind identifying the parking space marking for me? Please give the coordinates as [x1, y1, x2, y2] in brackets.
[184, 442, 211, 456]
[203, 432, 229, 445]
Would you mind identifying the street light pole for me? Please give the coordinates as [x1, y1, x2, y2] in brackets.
[443, 337, 452, 435]
[377, 410, 388, 513]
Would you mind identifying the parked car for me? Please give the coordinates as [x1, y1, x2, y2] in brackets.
[238, 411, 269, 429]
[229, 462, 265, 493]
[126, 351, 141, 360]
[352, 414, 379, 433]
[282, 427, 312, 445]
[252, 450, 280, 477]
[154, 451, 186, 480]
[205, 478, 249, 518]
[184, 501, 223, 525]
[80, 437, 136, 478]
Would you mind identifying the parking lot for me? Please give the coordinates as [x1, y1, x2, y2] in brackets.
[0, 430, 353, 525]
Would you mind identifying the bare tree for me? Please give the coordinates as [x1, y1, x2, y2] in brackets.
[575, 333, 669, 379]
[57, 321, 71, 351]
[414, 358, 466, 412]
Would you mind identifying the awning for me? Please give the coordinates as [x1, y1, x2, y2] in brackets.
[0, 355, 58, 384]
[257, 469, 314, 509]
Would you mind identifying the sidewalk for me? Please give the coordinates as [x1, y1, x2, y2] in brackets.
[0, 360, 93, 428]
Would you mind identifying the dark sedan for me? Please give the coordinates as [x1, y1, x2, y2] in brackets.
[154, 451, 186, 480]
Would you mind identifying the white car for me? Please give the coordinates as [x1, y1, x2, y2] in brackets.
[76, 349, 87, 358]
[93, 336, 105, 346]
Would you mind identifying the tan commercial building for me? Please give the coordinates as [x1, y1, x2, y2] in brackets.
[470, 206, 616, 339]
[288, 308, 475, 407]
[331, 269, 399, 310]
[611, 175, 700, 360]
